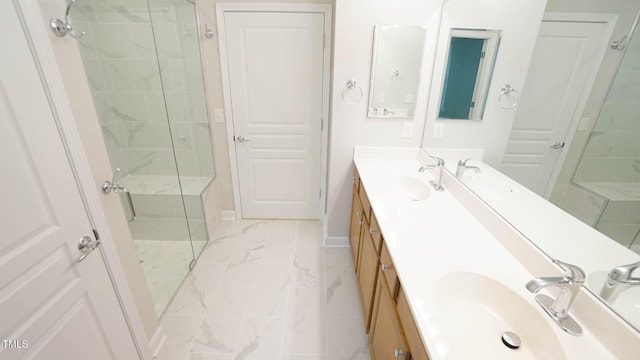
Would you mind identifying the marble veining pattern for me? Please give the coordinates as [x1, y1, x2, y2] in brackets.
[157, 220, 370, 360]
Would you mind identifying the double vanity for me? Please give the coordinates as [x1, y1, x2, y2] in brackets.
[349, 147, 640, 359]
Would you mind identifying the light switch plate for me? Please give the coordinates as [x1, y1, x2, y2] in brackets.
[433, 123, 444, 138]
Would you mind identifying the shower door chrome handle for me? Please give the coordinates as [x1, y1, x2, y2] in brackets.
[102, 170, 136, 222]
[77, 235, 101, 262]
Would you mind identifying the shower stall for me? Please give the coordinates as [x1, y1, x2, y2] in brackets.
[70, 0, 218, 316]
[568, 17, 640, 255]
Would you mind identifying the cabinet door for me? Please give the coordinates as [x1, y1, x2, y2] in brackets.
[357, 219, 379, 332]
[397, 286, 430, 360]
[370, 274, 409, 360]
[349, 190, 364, 272]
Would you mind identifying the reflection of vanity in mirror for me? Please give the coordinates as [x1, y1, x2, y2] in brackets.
[422, 0, 640, 333]
[368, 25, 426, 118]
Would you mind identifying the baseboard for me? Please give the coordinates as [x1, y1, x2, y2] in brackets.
[325, 236, 349, 247]
[221, 210, 236, 220]
[149, 325, 167, 358]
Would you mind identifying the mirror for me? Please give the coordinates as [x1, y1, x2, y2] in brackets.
[438, 29, 501, 120]
[422, 0, 640, 332]
[368, 25, 427, 118]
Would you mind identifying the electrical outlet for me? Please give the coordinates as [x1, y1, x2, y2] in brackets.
[214, 109, 224, 123]
[433, 123, 444, 138]
[402, 122, 413, 138]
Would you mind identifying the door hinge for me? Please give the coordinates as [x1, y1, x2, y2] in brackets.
[481, 51, 486, 58]
[92, 228, 100, 241]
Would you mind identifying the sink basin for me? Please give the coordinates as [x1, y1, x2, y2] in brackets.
[461, 173, 516, 203]
[588, 271, 640, 329]
[432, 272, 565, 359]
[365, 174, 431, 201]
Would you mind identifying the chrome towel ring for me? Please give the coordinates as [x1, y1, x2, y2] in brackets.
[50, 0, 86, 39]
[498, 84, 520, 109]
[341, 79, 363, 105]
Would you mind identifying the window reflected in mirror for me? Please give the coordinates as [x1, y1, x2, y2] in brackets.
[438, 29, 501, 120]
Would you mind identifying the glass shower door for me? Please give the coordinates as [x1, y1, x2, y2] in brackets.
[70, 0, 214, 316]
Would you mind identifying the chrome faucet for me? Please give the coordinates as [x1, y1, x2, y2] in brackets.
[455, 158, 481, 178]
[599, 261, 640, 302]
[418, 156, 445, 191]
[526, 259, 585, 335]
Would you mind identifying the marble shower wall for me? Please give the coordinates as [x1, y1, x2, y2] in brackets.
[72, 0, 214, 178]
[574, 25, 640, 183]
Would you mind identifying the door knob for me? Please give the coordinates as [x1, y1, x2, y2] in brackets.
[235, 135, 251, 143]
[550, 141, 565, 149]
[77, 235, 100, 262]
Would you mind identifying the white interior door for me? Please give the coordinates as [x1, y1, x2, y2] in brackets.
[223, 11, 325, 219]
[0, 4, 138, 359]
[501, 19, 610, 196]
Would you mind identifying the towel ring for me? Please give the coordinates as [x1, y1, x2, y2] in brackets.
[341, 79, 363, 105]
[50, 0, 86, 39]
[498, 84, 520, 110]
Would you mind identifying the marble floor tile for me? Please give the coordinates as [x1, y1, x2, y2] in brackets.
[157, 315, 202, 360]
[292, 244, 325, 287]
[158, 220, 367, 360]
[164, 262, 227, 316]
[296, 221, 324, 244]
[327, 316, 370, 360]
[282, 287, 327, 355]
[325, 246, 353, 266]
[234, 316, 285, 359]
[246, 263, 291, 317]
[191, 286, 253, 353]
[326, 264, 362, 317]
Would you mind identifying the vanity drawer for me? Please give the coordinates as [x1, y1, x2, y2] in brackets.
[358, 180, 372, 222]
[379, 242, 398, 299]
[397, 286, 429, 360]
[369, 213, 383, 254]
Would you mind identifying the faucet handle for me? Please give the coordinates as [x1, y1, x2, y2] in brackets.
[554, 259, 585, 283]
[610, 261, 640, 283]
[458, 158, 471, 166]
[429, 156, 445, 167]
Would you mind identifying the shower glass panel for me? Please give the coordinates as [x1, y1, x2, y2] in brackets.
[71, 0, 215, 317]
[572, 21, 640, 255]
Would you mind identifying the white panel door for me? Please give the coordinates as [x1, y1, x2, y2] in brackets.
[0, 3, 138, 359]
[224, 12, 324, 219]
[501, 20, 608, 196]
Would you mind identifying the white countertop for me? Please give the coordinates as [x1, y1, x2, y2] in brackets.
[353, 147, 638, 360]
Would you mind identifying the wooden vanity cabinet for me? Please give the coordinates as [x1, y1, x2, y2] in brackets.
[397, 287, 429, 360]
[369, 270, 408, 360]
[357, 212, 379, 332]
[349, 190, 364, 271]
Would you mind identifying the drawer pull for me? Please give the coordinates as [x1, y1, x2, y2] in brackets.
[394, 348, 406, 358]
[370, 227, 376, 234]
[381, 263, 390, 271]
[356, 211, 362, 216]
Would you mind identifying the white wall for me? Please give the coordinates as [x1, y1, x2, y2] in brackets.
[420, 0, 547, 167]
[326, 0, 443, 239]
